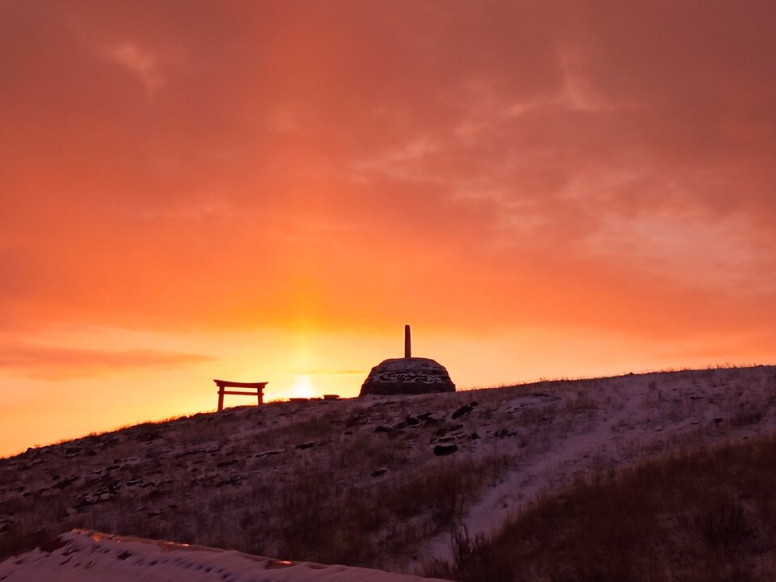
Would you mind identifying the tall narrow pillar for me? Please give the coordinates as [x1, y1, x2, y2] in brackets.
[404, 324, 411, 358]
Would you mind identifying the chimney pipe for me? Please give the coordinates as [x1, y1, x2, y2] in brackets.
[404, 324, 411, 358]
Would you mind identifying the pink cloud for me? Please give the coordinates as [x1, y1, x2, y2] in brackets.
[0, 343, 213, 380]
[0, 0, 774, 342]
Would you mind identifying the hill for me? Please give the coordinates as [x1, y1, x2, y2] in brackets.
[1, 365, 775, 580]
[428, 432, 776, 581]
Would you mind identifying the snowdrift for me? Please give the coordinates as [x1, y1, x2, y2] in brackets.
[0, 529, 450, 582]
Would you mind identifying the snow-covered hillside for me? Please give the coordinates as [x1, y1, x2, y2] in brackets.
[425, 364, 776, 561]
[1, 365, 775, 579]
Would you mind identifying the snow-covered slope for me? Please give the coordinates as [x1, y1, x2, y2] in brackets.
[423, 365, 776, 562]
[1, 365, 775, 577]
[0, 529, 450, 582]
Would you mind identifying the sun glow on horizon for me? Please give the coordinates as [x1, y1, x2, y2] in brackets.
[2, 1, 776, 458]
[289, 374, 315, 399]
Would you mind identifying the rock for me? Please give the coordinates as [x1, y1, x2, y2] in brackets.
[452, 402, 477, 419]
[53, 475, 79, 489]
[216, 475, 245, 487]
[433, 444, 458, 456]
[254, 449, 283, 458]
[295, 440, 328, 450]
[359, 357, 456, 396]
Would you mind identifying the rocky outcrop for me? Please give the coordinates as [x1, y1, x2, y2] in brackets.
[359, 357, 456, 396]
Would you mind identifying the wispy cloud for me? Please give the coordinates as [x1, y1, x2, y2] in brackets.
[0, 344, 214, 380]
[0, 1, 774, 402]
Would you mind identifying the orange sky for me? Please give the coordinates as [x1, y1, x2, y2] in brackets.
[2, 1, 776, 457]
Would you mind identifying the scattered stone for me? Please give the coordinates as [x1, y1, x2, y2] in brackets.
[216, 475, 245, 487]
[494, 428, 517, 438]
[433, 424, 463, 438]
[452, 402, 478, 419]
[254, 449, 283, 458]
[295, 440, 328, 450]
[433, 444, 458, 456]
[54, 476, 79, 490]
[433, 436, 456, 444]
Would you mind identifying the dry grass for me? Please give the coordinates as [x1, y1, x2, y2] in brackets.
[273, 455, 507, 566]
[3, 365, 776, 577]
[0, 394, 513, 569]
[427, 433, 776, 582]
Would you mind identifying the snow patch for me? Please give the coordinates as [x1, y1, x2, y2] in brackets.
[0, 529, 451, 582]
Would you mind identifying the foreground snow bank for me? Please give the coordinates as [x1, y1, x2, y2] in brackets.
[0, 529, 450, 582]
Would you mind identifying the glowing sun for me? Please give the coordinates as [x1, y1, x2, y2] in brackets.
[290, 374, 315, 399]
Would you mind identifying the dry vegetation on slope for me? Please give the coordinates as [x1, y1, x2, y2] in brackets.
[0, 391, 514, 569]
[429, 435, 776, 582]
[1, 365, 776, 580]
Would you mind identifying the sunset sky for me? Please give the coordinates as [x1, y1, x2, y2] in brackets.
[2, 1, 776, 457]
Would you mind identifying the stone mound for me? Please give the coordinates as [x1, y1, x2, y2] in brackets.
[360, 357, 456, 396]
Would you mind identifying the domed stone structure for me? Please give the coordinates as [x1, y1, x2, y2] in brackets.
[359, 325, 456, 396]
